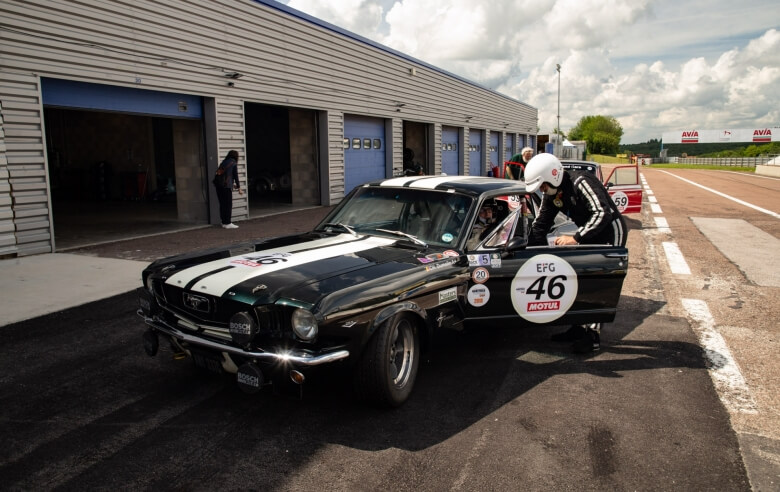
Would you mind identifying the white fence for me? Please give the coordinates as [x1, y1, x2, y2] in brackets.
[665, 155, 779, 167]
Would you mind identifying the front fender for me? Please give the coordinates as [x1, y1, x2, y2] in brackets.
[363, 301, 430, 351]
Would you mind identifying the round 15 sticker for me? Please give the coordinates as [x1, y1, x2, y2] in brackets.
[510, 254, 578, 323]
[611, 191, 629, 212]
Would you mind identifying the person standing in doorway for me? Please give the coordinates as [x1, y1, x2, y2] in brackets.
[214, 150, 243, 229]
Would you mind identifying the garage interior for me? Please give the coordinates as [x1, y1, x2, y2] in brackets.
[43, 101, 323, 250]
[402, 121, 430, 175]
[244, 102, 320, 215]
[44, 107, 210, 250]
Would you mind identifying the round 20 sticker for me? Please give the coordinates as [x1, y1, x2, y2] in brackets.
[510, 254, 578, 323]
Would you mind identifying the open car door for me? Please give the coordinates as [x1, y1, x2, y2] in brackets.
[462, 195, 628, 327]
[604, 165, 643, 214]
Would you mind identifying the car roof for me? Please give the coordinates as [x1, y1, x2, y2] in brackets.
[364, 175, 527, 198]
[560, 160, 601, 173]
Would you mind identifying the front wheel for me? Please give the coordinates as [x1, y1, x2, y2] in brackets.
[354, 313, 420, 407]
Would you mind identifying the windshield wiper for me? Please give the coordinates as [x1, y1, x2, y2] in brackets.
[375, 228, 428, 247]
[321, 222, 357, 236]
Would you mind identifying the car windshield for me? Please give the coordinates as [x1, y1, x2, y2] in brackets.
[318, 187, 474, 248]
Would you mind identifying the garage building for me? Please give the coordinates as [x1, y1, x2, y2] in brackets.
[0, 0, 537, 256]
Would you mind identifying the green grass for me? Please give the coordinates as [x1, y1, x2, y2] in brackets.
[590, 154, 631, 164]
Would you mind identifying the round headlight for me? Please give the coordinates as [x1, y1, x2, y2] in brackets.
[291, 308, 318, 341]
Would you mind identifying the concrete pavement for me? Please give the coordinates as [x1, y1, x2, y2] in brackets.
[0, 253, 148, 326]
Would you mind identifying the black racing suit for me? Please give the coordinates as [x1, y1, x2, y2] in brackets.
[529, 170, 627, 247]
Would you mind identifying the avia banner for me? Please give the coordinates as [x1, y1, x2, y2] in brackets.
[662, 128, 776, 144]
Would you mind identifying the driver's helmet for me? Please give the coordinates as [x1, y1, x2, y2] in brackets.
[523, 154, 564, 193]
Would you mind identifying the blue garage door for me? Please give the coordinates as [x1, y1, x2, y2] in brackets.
[441, 126, 459, 176]
[468, 130, 482, 176]
[41, 78, 202, 118]
[344, 115, 385, 194]
[505, 134, 515, 161]
[489, 132, 499, 171]
[519, 134, 526, 150]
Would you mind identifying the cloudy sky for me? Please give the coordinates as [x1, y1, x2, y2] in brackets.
[278, 0, 779, 144]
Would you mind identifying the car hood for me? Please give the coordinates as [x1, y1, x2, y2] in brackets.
[156, 233, 454, 306]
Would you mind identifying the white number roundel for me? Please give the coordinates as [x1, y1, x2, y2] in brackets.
[611, 191, 629, 212]
[511, 254, 578, 323]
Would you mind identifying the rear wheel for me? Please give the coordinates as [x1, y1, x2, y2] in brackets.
[354, 313, 419, 407]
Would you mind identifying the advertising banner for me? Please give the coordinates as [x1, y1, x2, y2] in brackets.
[662, 128, 776, 144]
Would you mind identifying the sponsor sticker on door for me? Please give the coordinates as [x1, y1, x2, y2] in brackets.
[510, 254, 578, 323]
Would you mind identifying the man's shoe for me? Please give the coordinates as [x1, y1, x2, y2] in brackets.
[551, 325, 586, 342]
[571, 329, 600, 354]
[222, 223, 239, 229]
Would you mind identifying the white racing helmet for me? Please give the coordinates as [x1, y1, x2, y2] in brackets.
[523, 153, 564, 193]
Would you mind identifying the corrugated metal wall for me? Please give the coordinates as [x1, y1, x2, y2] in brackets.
[0, 100, 16, 256]
[0, 0, 537, 254]
[0, 73, 53, 256]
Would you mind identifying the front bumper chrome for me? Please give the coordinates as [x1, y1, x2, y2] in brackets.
[138, 310, 350, 367]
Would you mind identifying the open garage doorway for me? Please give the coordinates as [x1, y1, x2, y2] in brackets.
[403, 121, 431, 175]
[44, 107, 208, 250]
[244, 103, 320, 216]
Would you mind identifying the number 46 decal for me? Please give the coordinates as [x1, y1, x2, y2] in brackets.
[526, 275, 567, 300]
[511, 254, 578, 323]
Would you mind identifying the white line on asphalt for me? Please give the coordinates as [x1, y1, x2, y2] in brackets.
[658, 170, 780, 219]
[654, 217, 670, 232]
[648, 195, 658, 203]
[650, 203, 663, 214]
[681, 299, 758, 414]
[662, 242, 691, 274]
[721, 170, 780, 180]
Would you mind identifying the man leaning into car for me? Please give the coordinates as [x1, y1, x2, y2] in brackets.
[523, 153, 627, 353]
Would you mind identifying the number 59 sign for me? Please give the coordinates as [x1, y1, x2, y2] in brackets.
[510, 254, 578, 323]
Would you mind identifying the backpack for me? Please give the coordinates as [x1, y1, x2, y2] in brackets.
[212, 159, 235, 188]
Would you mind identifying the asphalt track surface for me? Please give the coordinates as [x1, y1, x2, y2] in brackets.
[2, 168, 777, 490]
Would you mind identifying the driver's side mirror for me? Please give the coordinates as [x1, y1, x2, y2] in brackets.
[506, 236, 528, 251]
[606, 182, 614, 189]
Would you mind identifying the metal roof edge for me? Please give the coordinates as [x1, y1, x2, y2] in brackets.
[251, 0, 536, 111]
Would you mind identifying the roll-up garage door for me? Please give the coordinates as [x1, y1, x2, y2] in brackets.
[468, 130, 482, 176]
[441, 126, 459, 176]
[505, 134, 515, 161]
[344, 115, 385, 194]
[41, 78, 202, 118]
[489, 132, 499, 171]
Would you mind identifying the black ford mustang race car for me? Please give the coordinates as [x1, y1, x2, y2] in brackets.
[138, 175, 628, 407]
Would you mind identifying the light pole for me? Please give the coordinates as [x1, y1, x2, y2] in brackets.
[556, 63, 561, 156]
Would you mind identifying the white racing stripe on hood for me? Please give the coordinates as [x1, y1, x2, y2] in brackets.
[167, 234, 398, 297]
[409, 176, 473, 189]
[166, 234, 355, 288]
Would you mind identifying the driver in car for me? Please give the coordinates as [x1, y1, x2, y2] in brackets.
[467, 203, 496, 249]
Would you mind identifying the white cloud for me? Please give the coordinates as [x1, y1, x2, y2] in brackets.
[281, 0, 780, 143]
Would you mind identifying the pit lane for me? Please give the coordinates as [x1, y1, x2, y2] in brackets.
[1, 171, 777, 490]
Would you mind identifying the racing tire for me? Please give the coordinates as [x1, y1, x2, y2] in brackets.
[353, 313, 420, 408]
